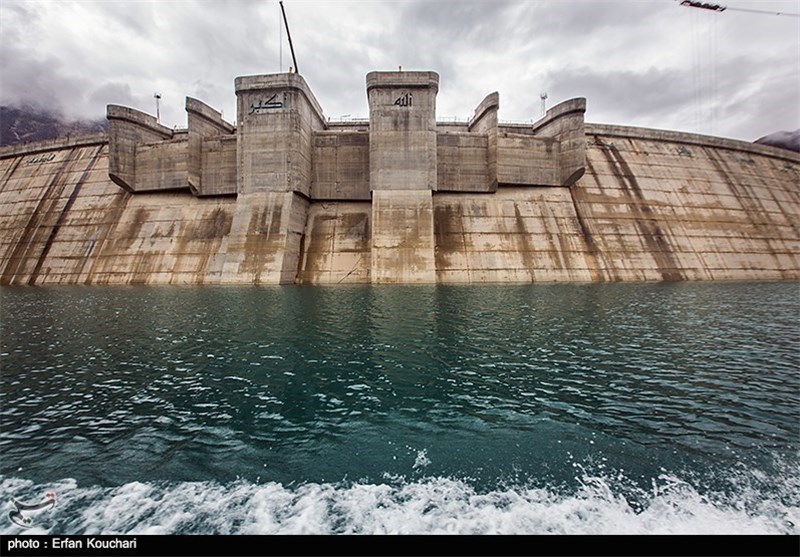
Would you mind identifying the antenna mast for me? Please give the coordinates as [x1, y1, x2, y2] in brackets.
[279, 1, 298, 73]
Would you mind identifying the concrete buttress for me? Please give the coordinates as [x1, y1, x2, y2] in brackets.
[367, 71, 439, 283]
[232, 73, 326, 283]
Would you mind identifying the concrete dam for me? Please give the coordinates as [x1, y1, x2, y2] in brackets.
[1, 70, 798, 285]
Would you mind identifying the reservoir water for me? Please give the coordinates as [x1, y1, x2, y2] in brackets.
[1, 282, 798, 534]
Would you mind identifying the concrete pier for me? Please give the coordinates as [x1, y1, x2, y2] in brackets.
[367, 71, 439, 283]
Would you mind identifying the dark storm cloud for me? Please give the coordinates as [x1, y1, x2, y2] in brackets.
[390, 0, 671, 74]
[1, 3, 134, 119]
[1, 0, 797, 139]
[545, 50, 800, 141]
[0, 0, 282, 123]
[0, 43, 87, 118]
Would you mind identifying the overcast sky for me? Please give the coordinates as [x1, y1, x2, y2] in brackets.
[1, 0, 798, 141]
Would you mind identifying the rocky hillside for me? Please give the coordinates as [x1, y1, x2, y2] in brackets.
[0, 106, 107, 147]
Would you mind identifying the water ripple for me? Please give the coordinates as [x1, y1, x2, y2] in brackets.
[1, 282, 798, 492]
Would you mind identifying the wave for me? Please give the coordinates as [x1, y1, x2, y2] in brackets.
[1, 467, 797, 535]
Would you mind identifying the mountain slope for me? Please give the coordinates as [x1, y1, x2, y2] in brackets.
[0, 106, 107, 147]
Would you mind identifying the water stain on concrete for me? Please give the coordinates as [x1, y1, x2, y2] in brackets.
[29, 145, 104, 284]
[704, 147, 789, 278]
[601, 143, 683, 281]
[513, 204, 536, 281]
[568, 186, 605, 281]
[1, 149, 78, 284]
[433, 203, 464, 270]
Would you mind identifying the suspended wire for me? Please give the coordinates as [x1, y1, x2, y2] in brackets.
[686, 5, 722, 135]
[725, 5, 800, 17]
[691, 8, 701, 132]
[690, 8, 715, 135]
[680, 0, 794, 135]
[710, 11, 719, 136]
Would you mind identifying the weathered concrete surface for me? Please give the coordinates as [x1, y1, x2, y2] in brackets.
[367, 72, 439, 283]
[0, 143, 237, 285]
[371, 190, 436, 283]
[312, 132, 370, 200]
[437, 132, 491, 192]
[574, 126, 800, 281]
[466, 92, 499, 192]
[297, 202, 371, 284]
[531, 98, 587, 186]
[367, 71, 439, 192]
[1, 69, 798, 286]
[217, 192, 308, 284]
[186, 97, 236, 197]
[106, 105, 178, 193]
[496, 98, 586, 188]
[434, 188, 597, 283]
[2, 125, 798, 285]
[235, 73, 325, 196]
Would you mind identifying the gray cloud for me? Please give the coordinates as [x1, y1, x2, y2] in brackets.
[0, 43, 87, 118]
[720, 65, 800, 141]
[527, 0, 670, 37]
[89, 82, 136, 110]
[545, 65, 692, 124]
[0, 0, 797, 140]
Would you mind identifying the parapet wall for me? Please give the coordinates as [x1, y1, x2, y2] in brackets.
[1, 70, 797, 285]
[106, 105, 176, 193]
[186, 97, 236, 197]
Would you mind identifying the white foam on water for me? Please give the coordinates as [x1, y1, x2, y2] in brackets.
[412, 449, 431, 470]
[1, 468, 797, 535]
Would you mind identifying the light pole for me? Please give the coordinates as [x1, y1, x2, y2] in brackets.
[154, 93, 161, 124]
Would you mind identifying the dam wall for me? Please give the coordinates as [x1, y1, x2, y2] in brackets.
[1, 70, 798, 285]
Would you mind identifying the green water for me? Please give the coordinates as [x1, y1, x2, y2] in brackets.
[0, 282, 798, 534]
